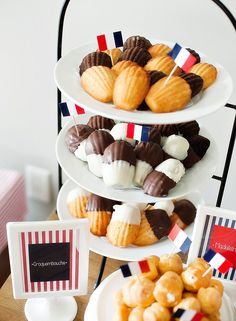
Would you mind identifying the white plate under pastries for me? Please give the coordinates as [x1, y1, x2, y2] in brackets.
[54, 39, 233, 125]
[83, 270, 235, 321]
[57, 179, 204, 261]
[56, 115, 218, 203]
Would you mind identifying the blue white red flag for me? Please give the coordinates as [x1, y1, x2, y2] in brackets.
[120, 260, 150, 278]
[203, 249, 233, 274]
[97, 31, 123, 51]
[169, 43, 196, 72]
[126, 123, 150, 142]
[172, 309, 204, 321]
[168, 224, 192, 254]
[59, 102, 85, 117]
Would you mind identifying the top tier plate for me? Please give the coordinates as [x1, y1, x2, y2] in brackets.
[54, 40, 233, 124]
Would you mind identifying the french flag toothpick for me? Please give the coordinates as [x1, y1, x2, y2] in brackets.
[168, 43, 197, 72]
[59, 101, 85, 117]
[172, 309, 204, 321]
[168, 224, 192, 254]
[97, 31, 123, 51]
[203, 249, 233, 274]
[126, 123, 150, 142]
[120, 260, 150, 278]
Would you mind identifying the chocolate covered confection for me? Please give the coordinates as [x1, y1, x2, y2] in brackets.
[180, 73, 203, 97]
[86, 193, 117, 212]
[85, 130, 114, 155]
[118, 46, 152, 67]
[79, 51, 112, 76]
[173, 199, 196, 225]
[123, 35, 152, 51]
[145, 209, 172, 239]
[65, 125, 94, 153]
[143, 171, 176, 197]
[152, 124, 178, 137]
[177, 120, 200, 137]
[182, 147, 200, 169]
[148, 127, 161, 145]
[187, 135, 210, 159]
[103, 140, 136, 166]
[87, 115, 115, 130]
[186, 48, 201, 64]
[134, 142, 163, 168]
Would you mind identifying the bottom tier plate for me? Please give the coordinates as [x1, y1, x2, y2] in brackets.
[57, 180, 204, 261]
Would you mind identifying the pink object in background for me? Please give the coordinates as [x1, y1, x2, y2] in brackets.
[0, 170, 27, 252]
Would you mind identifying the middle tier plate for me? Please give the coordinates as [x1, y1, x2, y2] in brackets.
[56, 117, 218, 203]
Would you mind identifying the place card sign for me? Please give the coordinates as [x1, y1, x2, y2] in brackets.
[7, 220, 89, 298]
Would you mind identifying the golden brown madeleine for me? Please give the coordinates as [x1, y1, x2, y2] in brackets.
[145, 76, 191, 113]
[102, 48, 122, 65]
[148, 43, 171, 58]
[189, 63, 217, 89]
[144, 56, 182, 75]
[87, 210, 112, 236]
[81, 66, 117, 102]
[113, 65, 150, 111]
[112, 60, 139, 75]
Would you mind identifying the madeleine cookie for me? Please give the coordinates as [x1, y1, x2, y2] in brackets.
[102, 48, 122, 65]
[148, 44, 171, 58]
[112, 60, 139, 75]
[189, 63, 217, 89]
[81, 66, 117, 102]
[113, 65, 150, 111]
[144, 56, 182, 75]
[145, 76, 191, 113]
[79, 51, 112, 75]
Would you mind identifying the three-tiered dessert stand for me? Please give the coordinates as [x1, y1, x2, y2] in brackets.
[55, 0, 236, 293]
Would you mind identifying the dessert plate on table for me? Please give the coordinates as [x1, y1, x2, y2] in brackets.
[56, 117, 218, 203]
[57, 180, 204, 261]
[54, 40, 233, 125]
[84, 270, 235, 321]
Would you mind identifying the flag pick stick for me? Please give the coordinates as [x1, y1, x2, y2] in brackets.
[109, 49, 114, 66]
[72, 115, 79, 136]
[163, 64, 178, 86]
[202, 266, 212, 278]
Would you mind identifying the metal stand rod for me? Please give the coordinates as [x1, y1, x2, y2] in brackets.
[94, 256, 107, 289]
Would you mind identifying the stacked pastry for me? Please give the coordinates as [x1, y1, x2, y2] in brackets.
[113, 254, 223, 321]
[79, 35, 218, 113]
[65, 115, 210, 197]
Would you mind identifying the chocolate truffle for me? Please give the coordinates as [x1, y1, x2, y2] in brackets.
[87, 115, 115, 130]
[79, 51, 112, 76]
[187, 135, 210, 159]
[177, 120, 200, 137]
[65, 125, 94, 153]
[186, 48, 201, 64]
[123, 35, 152, 51]
[180, 73, 203, 97]
[119, 46, 152, 67]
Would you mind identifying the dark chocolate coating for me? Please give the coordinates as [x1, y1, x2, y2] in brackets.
[148, 127, 161, 145]
[182, 147, 200, 169]
[152, 124, 178, 137]
[119, 46, 152, 67]
[186, 48, 201, 64]
[123, 36, 152, 51]
[86, 193, 116, 212]
[143, 170, 176, 197]
[79, 51, 112, 76]
[180, 73, 203, 97]
[187, 135, 210, 159]
[177, 120, 200, 138]
[174, 199, 196, 225]
[65, 125, 94, 153]
[103, 140, 136, 166]
[87, 115, 115, 130]
[134, 142, 163, 168]
[145, 208, 172, 239]
[85, 130, 114, 155]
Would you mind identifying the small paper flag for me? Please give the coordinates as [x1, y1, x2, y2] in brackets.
[169, 43, 196, 72]
[172, 309, 204, 321]
[97, 31, 123, 51]
[126, 123, 150, 142]
[203, 249, 233, 274]
[59, 102, 85, 117]
[168, 224, 192, 254]
[120, 260, 150, 278]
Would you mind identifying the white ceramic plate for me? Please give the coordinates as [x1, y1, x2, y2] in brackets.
[84, 270, 235, 321]
[54, 40, 233, 125]
[56, 117, 218, 203]
[57, 180, 204, 261]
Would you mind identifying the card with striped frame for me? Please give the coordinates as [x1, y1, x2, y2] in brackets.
[7, 220, 89, 298]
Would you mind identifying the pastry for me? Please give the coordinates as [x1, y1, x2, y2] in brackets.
[197, 287, 222, 314]
[113, 304, 131, 321]
[153, 271, 184, 307]
[162, 135, 190, 160]
[122, 276, 155, 308]
[102, 48, 122, 65]
[81, 65, 117, 102]
[86, 193, 116, 236]
[189, 63, 217, 89]
[119, 47, 152, 67]
[106, 203, 141, 247]
[209, 279, 224, 296]
[153, 200, 174, 216]
[87, 115, 115, 130]
[113, 65, 150, 111]
[182, 146, 201, 169]
[103, 140, 136, 189]
[154, 158, 186, 183]
[177, 120, 200, 137]
[170, 199, 196, 229]
[128, 307, 145, 321]
[181, 266, 212, 292]
[180, 72, 204, 97]
[67, 186, 90, 218]
[110, 122, 136, 146]
[187, 134, 210, 159]
[144, 56, 182, 75]
[134, 142, 163, 187]
[145, 76, 191, 113]
[148, 44, 171, 58]
[186, 48, 201, 64]
[123, 36, 152, 51]
[148, 127, 162, 145]
[159, 254, 183, 275]
[112, 60, 139, 75]
[173, 297, 201, 313]
[189, 258, 213, 275]
[85, 130, 114, 177]
[152, 124, 178, 138]
[141, 256, 160, 281]
[79, 51, 112, 75]
[143, 302, 171, 321]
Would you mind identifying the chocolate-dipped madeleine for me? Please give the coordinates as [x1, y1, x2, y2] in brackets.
[123, 35, 152, 51]
[162, 135, 190, 161]
[182, 146, 200, 169]
[170, 199, 196, 229]
[110, 122, 136, 146]
[118, 47, 152, 67]
[180, 73, 203, 97]
[187, 135, 210, 159]
[177, 120, 200, 137]
[87, 115, 115, 130]
[79, 51, 112, 76]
